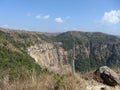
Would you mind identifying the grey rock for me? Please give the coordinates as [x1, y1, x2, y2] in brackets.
[94, 66, 120, 86]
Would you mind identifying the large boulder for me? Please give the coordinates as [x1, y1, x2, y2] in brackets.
[93, 66, 120, 86]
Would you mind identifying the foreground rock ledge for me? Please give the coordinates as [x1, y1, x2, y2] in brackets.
[94, 66, 120, 86]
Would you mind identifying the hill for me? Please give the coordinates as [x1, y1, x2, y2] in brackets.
[1, 28, 120, 73]
[0, 28, 120, 90]
[0, 28, 53, 80]
[54, 31, 120, 72]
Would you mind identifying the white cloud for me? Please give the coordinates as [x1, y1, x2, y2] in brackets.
[43, 15, 50, 19]
[55, 17, 64, 23]
[35, 15, 41, 19]
[102, 10, 120, 24]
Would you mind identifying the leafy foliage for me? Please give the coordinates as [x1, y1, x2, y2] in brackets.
[75, 58, 91, 73]
[0, 45, 42, 80]
[55, 31, 120, 72]
[0, 30, 52, 80]
[54, 74, 65, 90]
[1, 29, 120, 75]
[54, 32, 74, 50]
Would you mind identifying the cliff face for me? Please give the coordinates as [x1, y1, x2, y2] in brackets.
[0, 28, 70, 72]
[27, 42, 68, 71]
[55, 31, 120, 72]
[1, 28, 120, 73]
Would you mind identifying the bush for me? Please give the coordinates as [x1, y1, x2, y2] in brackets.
[54, 74, 65, 90]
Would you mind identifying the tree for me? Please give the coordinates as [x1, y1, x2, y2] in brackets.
[71, 32, 76, 75]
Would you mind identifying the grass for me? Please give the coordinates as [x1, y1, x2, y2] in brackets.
[0, 74, 54, 90]
[0, 68, 120, 90]
[1, 63, 120, 90]
[0, 73, 86, 90]
[0, 29, 120, 90]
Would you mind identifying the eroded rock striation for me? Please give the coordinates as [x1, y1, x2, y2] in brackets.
[27, 42, 68, 71]
[1, 28, 120, 72]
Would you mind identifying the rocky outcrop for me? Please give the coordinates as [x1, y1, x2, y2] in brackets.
[27, 42, 68, 72]
[55, 31, 120, 72]
[94, 66, 120, 86]
[1, 28, 120, 73]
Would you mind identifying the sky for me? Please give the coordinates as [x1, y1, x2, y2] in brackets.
[0, 0, 120, 35]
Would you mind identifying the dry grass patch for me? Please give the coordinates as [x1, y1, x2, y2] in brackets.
[0, 74, 54, 90]
[0, 68, 120, 90]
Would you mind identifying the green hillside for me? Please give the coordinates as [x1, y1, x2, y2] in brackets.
[55, 31, 120, 72]
[1, 28, 120, 75]
[0, 29, 52, 80]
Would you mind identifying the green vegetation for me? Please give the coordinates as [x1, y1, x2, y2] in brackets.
[75, 59, 91, 73]
[0, 45, 42, 80]
[54, 74, 65, 90]
[1, 28, 120, 75]
[0, 30, 51, 81]
[37, 34, 53, 43]
[55, 31, 120, 73]
[54, 32, 75, 50]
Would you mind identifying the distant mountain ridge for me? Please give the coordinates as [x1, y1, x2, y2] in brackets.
[0, 28, 120, 74]
[54, 31, 120, 72]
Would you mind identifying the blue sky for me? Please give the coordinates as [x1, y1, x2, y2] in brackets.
[0, 0, 120, 35]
